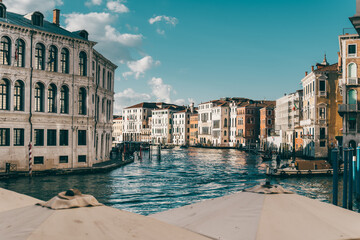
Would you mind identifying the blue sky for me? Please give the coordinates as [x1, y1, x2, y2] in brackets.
[4, 0, 357, 113]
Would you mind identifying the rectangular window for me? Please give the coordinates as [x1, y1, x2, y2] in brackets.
[14, 128, 24, 146]
[34, 156, 44, 164]
[78, 130, 87, 145]
[0, 128, 10, 146]
[348, 44, 356, 56]
[78, 155, 86, 163]
[47, 129, 57, 146]
[319, 107, 326, 119]
[320, 128, 326, 139]
[59, 130, 68, 146]
[59, 156, 68, 163]
[34, 129, 44, 146]
[319, 80, 326, 92]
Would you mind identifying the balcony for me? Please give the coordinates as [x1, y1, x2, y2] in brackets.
[319, 91, 327, 97]
[300, 119, 313, 127]
[347, 77, 359, 85]
[338, 104, 359, 116]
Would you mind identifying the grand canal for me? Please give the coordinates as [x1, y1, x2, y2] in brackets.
[0, 148, 340, 215]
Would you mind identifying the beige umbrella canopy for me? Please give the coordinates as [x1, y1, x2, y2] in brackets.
[0, 189, 210, 240]
[0, 188, 43, 212]
[151, 184, 360, 240]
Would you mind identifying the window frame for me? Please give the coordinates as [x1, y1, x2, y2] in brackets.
[14, 80, 24, 111]
[0, 36, 11, 65]
[47, 129, 57, 146]
[0, 78, 9, 110]
[0, 128, 10, 146]
[13, 128, 24, 146]
[348, 44, 357, 57]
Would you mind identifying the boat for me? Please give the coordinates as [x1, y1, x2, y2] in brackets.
[261, 154, 272, 161]
[180, 145, 189, 149]
[266, 159, 338, 177]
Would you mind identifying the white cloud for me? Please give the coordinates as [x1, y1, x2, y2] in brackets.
[156, 29, 165, 35]
[107, 0, 129, 13]
[5, 0, 63, 14]
[174, 99, 186, 106]
[148, 77, 172, 103]
[149, 15, 178, 26]
[114, 88, 151, 114]
[85, 0, 102, 7]
[63, 12, 143, 62]
[123, 56, 160, 79]
[104, 25, 142, 47]
[125, 24, 139, 32]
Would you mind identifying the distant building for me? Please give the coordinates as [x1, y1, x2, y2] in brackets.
[172, 109, 192, 146]
[211, 102, 230, 146]
[300, 58, 342, 158]
[122, 102, 159, 142]
[0, 4, 116, 171]
[259, 104, 275, 151]
[112, 117, 123, 144]
[189, 111, 199, 146]
[151, 104, 185, 144]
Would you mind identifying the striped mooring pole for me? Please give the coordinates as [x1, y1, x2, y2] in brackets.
[28, 142, 32, 177]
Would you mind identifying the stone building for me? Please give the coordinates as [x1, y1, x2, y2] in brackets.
[300, 59, 342, 158]
[0, 4, 116, 171]
[112, 116, 123, 144]
[259, 104, 275, 151]
[189, 111, 198, 146]
[122, 102, 158, 142]
[172, 109, 191, 146]
[151, 104, 185, 144]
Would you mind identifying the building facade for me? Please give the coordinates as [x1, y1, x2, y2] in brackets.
[189, 112, 198, 146]
[0, 5, 116, 171]
[112, 117, 123, 144]
[259, 105, 275, 151]
[301, 59, 342, 158]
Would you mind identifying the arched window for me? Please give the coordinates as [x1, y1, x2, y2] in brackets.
[0, 79, 9, 110]
[35, 43, 45, 70]
[0, 4, 7, 18]
[348, 63, 357, 84]
[34, 82, 44, 112]
[79, 51, 87, 76]
[348, 89, 357, 105]
[48, 45, 58, 72]
[48, 84, 57, 113]
[14, 80, 24, 111]
[60, 85, 69, 114]
[15, 39, 25, 67]
[224, 118, 228, 127]
[224, 130, 227, 137]
[60, 48, 69, 73]
[0, 36, 11, 65]
[78, 87, 87, 115]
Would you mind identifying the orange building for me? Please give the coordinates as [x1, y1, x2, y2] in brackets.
[259, 104, 275, 150]
[236, 100, 275, 148]
[189, 112, 198, 146]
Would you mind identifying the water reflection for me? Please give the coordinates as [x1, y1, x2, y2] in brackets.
[0, 148, 351, 215]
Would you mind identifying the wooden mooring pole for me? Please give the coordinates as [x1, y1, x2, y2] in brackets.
[332, 148, 339, 206]
[343, 148, 349, 209]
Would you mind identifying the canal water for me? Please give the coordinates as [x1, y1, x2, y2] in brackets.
[0, 148, 350, 215]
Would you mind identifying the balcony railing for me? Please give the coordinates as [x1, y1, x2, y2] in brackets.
[347, 77, 359, 85]
[338, 104, 359, 113]
[319, 91, 327, 97]
[300, 119, 313, 126]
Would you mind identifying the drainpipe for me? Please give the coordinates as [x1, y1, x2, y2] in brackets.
[29, 30, 34, 143]
[71, 40, 75, 169]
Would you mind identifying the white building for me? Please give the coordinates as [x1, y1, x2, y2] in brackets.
[151, 105, 185, 144]
[274, 91, 302, 149]
[0, 5, 116, 171]
[229, 101, 238, 147]
[172, 109, 191, 146]
[122, 102, 158, 142]
[112, 117, 123, 144]
[211, 102, 230, 146]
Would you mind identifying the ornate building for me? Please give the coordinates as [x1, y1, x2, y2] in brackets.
[0, 3, 116, 171]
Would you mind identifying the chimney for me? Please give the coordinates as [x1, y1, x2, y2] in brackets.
[337, 52, 342, 71]
[53, 9, 60, 26]
[305, 71, 308, 76]
[311, 66, 314, 72]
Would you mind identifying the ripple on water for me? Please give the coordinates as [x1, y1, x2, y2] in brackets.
[0, 148, 353, 215]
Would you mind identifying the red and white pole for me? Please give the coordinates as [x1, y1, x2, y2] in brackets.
[28, 142, 32, 177]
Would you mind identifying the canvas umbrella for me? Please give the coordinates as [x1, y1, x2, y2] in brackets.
[151, 184, 360, 240]
[0, 188, 43, 212]
[0, 189, 210, 240]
